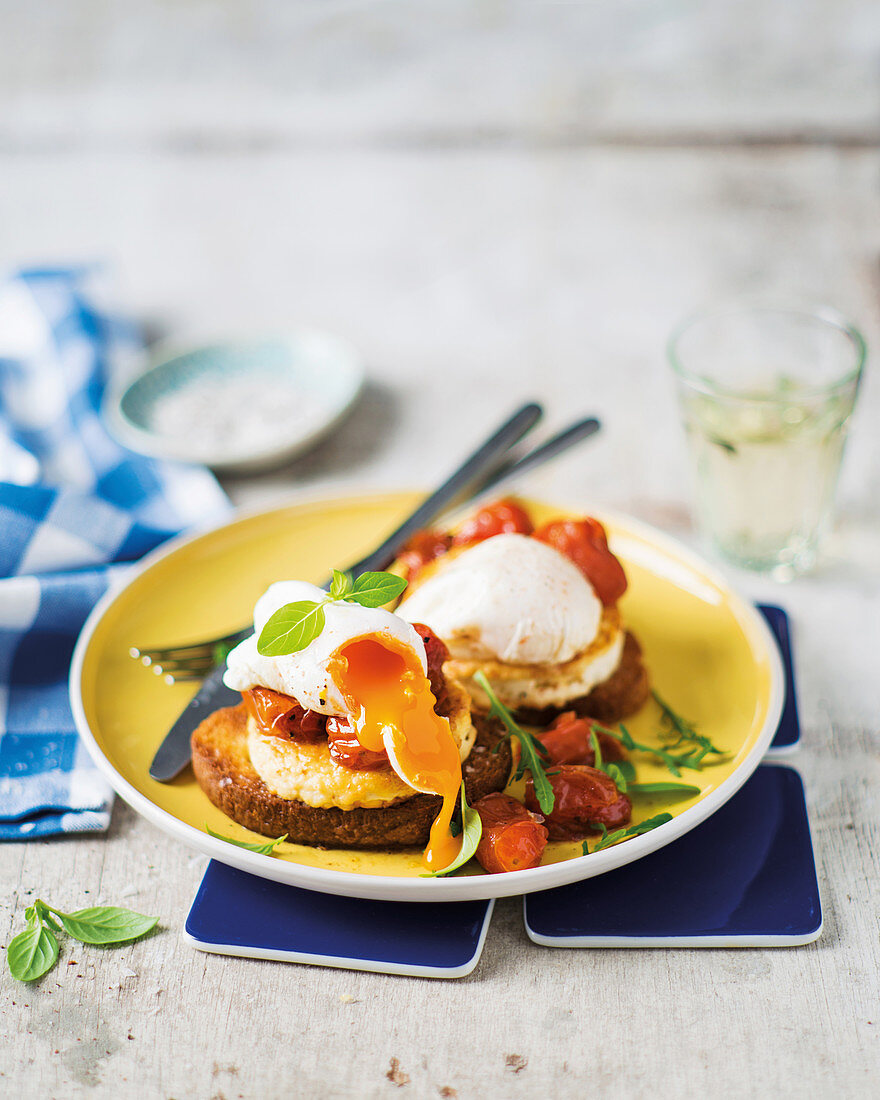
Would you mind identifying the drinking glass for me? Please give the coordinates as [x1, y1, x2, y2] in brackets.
[668, 303, 865, 579]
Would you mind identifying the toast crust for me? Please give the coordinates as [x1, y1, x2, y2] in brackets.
[192, 704, 512, 849]
[512, 631, 650, 726]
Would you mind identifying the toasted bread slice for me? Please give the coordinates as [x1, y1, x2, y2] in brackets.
[512, 631, 650, 726]
[192, 704, 512, 849]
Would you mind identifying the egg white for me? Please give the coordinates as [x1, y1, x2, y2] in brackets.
[396, 533, 603, 665]
[223, 580, 428, 716]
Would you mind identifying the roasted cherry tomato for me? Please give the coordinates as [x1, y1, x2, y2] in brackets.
[409, 622, 450, 701]
[396, 529, 452, 581]
[533, 518, 627, 606]
[242, 687, 326, 743]
[525, 765, 631, 839]
[452, 498, 534, 547]
[539, 711, 628, 767]
[326, 716, 389, 771]
[473, 792, 548, 874]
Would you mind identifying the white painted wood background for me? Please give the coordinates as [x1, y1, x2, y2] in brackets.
[1, 3, 878, 1097]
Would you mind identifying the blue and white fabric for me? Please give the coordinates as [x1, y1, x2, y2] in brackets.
[0, 267, 229, 839]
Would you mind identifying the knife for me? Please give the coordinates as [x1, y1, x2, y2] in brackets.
[149, 401, 544, 780]
[149, 668, 238, 781]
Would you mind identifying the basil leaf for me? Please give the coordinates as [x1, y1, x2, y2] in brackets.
[474, 671, 555, 815]
[7, 921, 59, 982]
[33, 901, 61, 932]
[206, 826, 288, 855]
[53, 906, 158, 945]
[329, 570, 354, 599]
[421, 785, 482, 877]
[627, 782, 701, 797]
[348, 572, 408, 608]
[257, 601, 326, 656]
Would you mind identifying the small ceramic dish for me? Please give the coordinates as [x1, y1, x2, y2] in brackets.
[106, 332, 364, 473]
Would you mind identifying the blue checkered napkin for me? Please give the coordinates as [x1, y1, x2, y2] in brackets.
[0, 268, 230, 839]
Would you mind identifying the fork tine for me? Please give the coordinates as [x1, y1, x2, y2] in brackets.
[130, 643, 216, 661]
[134, 651, 216, 668]
[129, 626, 251, 669]
[135, 652, 215, 669]
[149, 657, 218, 673]
[157, 669, 210, 684]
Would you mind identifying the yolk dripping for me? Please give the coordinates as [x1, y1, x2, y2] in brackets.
[328, 635, 462, 871]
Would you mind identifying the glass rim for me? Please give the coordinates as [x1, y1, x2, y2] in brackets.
[667, 301, 867, 402]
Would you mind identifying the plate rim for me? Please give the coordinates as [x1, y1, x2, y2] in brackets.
[70, 490, 785, 903]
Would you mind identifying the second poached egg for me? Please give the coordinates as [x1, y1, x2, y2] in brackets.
[396, 533, 603, 665]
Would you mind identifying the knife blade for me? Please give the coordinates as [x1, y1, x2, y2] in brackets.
[149, 667, 239, 781]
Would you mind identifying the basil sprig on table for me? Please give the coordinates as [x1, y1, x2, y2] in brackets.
[257, 570, 408, 656]
[583, 813, 674, 854]
[7, 899, 158, 982]
[474, 671, 556, 815]
[421, 783, 483, 878]
[206, 826, 289, 855]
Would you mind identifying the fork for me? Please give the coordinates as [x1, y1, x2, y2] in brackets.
[131, 408, 601, 683]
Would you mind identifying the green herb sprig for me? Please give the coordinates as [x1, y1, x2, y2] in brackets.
[7, 899, 158, 983]
[588, 728, 631, 793]
[421, 783, 483, 878]
[652, 690, 726, 765]
[626, 782, 701, 798]
[591, 722, 713, 778]
[474, 671, 556, 815]
[206, 826, 288, 855]
[257, 570, 408, 657]
[583, 812, 673, 854]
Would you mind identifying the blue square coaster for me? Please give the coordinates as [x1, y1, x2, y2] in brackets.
[524, 764, 821, 947]
[185, 862, 494, 978]
[758, 604, 801, 754]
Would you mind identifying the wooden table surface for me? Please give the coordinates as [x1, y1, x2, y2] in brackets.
[2, 4, 879, 1097]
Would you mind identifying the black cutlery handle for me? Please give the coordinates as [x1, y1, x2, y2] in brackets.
[342, 402, 543, 576]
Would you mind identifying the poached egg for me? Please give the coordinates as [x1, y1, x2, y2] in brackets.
[224, 580, 462, 870]
[397, 533, 602, 664]
[396, 534, 625, 711]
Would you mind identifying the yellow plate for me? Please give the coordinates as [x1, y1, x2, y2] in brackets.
[71, 492, 784, 902]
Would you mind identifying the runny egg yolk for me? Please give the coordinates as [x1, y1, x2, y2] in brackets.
[328, 635, 462, 871]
